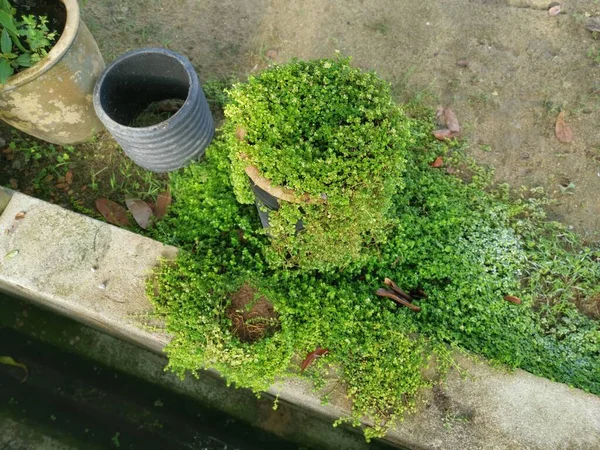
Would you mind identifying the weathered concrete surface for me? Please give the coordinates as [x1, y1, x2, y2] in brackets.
[1, 192, 599, 449]
[0, 191, 174, 352]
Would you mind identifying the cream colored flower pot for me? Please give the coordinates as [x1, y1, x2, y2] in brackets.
[0, 0, 105, 145]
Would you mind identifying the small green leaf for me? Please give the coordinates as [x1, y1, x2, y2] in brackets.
[0, 356, 28, 383]
[0, 10, 17, 34]
[4, 248, 19, 259]
[1, 28, 10, 54]
[0, 57, 13, 83]
[15, 52, 31, 67]
[0, 1, 11, 14]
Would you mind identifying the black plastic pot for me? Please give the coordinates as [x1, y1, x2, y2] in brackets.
[250, 178, 304, 232]
[93, 48, 214, 173]
[250, 178, 279, 229]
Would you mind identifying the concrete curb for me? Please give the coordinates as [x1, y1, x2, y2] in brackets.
[1, 190, 599, 449]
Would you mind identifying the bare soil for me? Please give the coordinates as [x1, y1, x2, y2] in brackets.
[2, 0, 599, 235]
[82, 0, 600, 238]
[227, 284, 279, 343]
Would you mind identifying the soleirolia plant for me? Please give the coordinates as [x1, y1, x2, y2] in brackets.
[0, 0, 57, 84]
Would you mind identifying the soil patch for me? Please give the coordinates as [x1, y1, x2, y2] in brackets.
[575, 293, 600, 319]
[130, 99, 185, 128]
[227, 284, 279, 343]
[247, 0, 600, 238]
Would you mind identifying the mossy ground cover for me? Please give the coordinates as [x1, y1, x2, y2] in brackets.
[149, 59, 600, 440]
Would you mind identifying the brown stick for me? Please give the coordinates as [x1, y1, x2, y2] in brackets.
[383, 278, 413, 301]
[376, 288, 421, 312]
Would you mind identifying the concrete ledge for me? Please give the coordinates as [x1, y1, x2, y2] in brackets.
[1, 191, 599, 449]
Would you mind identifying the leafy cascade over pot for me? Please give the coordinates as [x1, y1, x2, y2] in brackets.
[225, 57, 413, 271]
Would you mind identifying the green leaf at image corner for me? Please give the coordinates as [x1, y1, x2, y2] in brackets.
[0, 10, 17, 35]
[0, 57, 13, 83]
[15, 52, 31, 68]
[1, 28, 11, 54]
[0, 356, 29, 383]
[0, 0, 11, 14]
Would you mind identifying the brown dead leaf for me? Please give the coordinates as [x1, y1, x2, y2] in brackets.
[235, 127, 247, 142]
[444, 108, 460, 133]
[435, 106, 445, 127]
[555, 111, 573, 143]
[9, 179, 18, 189]
[55, 183, 68, 190]
[300, 347, 329, 372]
[155, 189, 172, 220]
[95, 198, 131, 227]
[14, 212, 25, 220]
[430, 156, 444, 168]
[125, 198, 154, 230]
[432, 129, 455, 141]
[504, 295, 522, 305]
[456, 59, 469, 67]
[65, 170, 73, 185]
[548, 4, 561, 16]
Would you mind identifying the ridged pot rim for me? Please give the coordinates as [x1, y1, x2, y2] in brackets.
[0, 0, 79, 93]
[92, 47, 198, 134]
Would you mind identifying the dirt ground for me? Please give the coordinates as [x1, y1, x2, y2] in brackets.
[81, 0, 600, 237]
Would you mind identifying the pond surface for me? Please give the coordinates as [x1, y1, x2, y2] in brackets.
[0, 294, 299, 450]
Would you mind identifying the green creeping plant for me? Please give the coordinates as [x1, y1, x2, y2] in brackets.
[0, 0, 57, 83]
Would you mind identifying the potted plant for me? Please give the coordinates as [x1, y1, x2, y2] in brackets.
[0, 0, 105, 145]
[225, 57, 413, 271]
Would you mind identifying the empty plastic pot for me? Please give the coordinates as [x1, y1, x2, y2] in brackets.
[93, 48, 214, 173]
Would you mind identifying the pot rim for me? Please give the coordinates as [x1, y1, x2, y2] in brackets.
[92, 47, 198, 134]
[244, 161, 318, 205]
[0, 0, 79, 93]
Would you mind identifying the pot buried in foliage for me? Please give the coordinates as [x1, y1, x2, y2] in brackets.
[245, 164, 307, 231]
[0, 0, 105, 145]
[93, 48, 215, 173]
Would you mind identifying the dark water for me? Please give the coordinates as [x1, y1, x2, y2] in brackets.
[0, 294, 302, 450]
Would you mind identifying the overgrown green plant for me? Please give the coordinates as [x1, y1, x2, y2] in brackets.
[149, 62, 599, 440]
[0, 0, 57, 83]
[225, 57, 412, 271]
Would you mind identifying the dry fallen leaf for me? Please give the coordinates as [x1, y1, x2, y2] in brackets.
[555, 111, 573, 143]
[14, 212, 25, 220]
[456, 59, 469, 68]
[432, 129, 455, 140]
[300, 347, 329, 372]
[435, 105, 445, 127]
[55, 183, 68, 190]
[9, 178, 17, 189]
[155, 189, 172, 220]
[504, 295, 522, 305]
[0, 356, 28, 383]
[235, 127, 247, 142]
[65, 170, 73, 185]
[548, 4, 561, 16]
[430, 156, 444, 168]
[95, 198, 131, 227]
[444, 108, 461, 133]
[125, 198, 154, 230]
